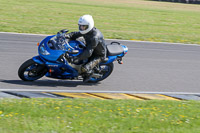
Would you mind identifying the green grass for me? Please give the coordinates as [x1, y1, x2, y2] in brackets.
[0, 0, 200, 44]
[0, 98, 200, 133]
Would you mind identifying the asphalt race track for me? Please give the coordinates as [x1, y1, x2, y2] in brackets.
[1, 32, 200, 94]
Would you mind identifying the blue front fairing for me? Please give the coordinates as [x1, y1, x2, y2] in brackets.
[35, 35, 84, 79]
[38, 35, 84, 62]
[38, 35, 66, 62]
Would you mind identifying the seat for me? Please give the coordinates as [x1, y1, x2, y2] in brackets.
[107, 44, 124, 56]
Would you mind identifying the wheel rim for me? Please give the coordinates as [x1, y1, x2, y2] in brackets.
[90, 64, 111, 82]
[24, 64, 44, 81]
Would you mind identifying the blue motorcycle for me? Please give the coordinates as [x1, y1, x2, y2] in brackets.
[18, 29, 128, 83]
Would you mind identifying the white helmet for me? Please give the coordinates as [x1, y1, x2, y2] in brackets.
[78, 15, 94, 34]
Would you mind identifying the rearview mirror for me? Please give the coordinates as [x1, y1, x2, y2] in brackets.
[60, 29, 69, 34]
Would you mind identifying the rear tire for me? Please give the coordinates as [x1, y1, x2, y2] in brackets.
[18, 59, 47, 81]
[88, 63, 114, 83]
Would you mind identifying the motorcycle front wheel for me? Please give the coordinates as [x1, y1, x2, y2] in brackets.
[18, 59, 47, 81]
[89, 63, 114, 83]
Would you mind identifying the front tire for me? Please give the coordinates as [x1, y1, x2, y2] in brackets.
[18, 59, 47, 81]
[88, 63, 114, 83]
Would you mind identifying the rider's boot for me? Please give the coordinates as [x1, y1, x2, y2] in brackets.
[82, 57, 102, 82]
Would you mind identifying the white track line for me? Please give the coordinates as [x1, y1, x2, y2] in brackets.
[0, 89, 200, 95]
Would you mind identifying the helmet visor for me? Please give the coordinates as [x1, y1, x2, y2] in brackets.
[79, 25, 88, 31]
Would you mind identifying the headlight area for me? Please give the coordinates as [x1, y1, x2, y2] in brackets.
[39, 43, 50, 55]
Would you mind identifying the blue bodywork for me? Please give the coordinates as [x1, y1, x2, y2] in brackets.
[32, 33, 128, 80]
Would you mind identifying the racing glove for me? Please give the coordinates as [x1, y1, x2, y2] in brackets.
[65, 34, 71, 39]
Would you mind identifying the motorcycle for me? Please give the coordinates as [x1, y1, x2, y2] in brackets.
[18, 29, 128, 83]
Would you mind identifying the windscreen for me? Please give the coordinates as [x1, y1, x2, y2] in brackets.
[48, 36, 68, 51]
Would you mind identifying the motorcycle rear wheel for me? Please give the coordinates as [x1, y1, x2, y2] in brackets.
[18, 59, 47, 81]
[88, 63, 114, 83]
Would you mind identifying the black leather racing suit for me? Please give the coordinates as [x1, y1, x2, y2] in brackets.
[68, 27, 107, 75]
[68, 27, 106, 61]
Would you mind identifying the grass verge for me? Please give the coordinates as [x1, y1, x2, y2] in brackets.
[0, 98, 200, 132]
[0, 0, 200, 44]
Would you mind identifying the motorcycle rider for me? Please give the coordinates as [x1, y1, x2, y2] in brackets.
[65, 15, 107, 82]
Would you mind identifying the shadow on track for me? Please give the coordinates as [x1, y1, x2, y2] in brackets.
[0, 79, 100, 87]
